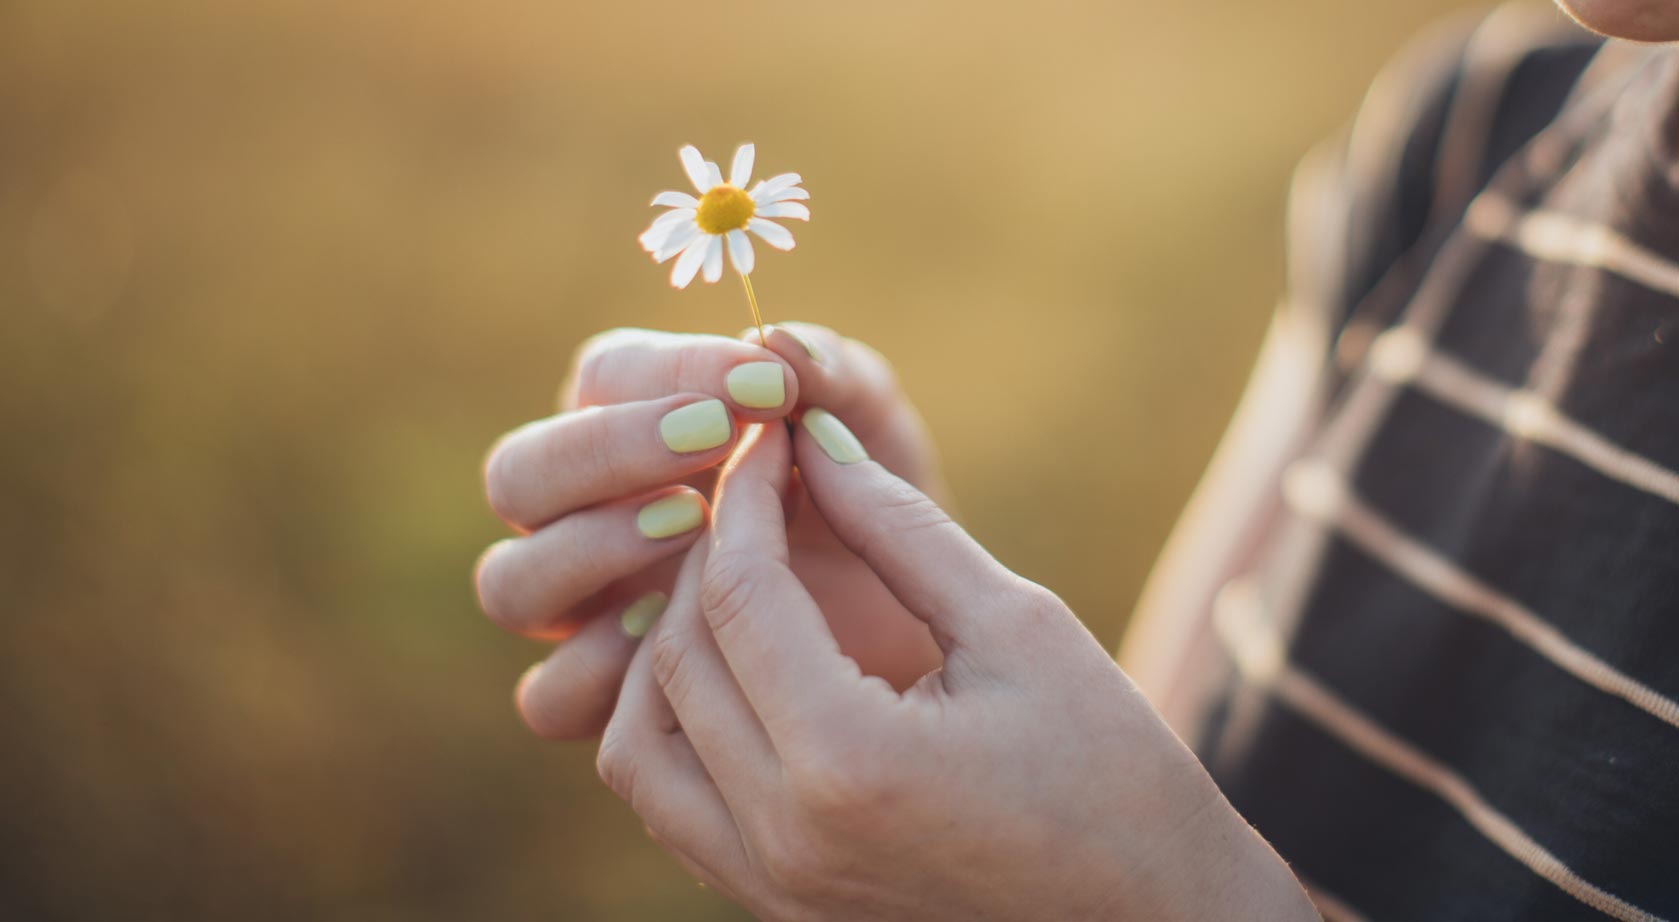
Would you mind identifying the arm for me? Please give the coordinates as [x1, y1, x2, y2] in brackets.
[1122, 9, 1493, 730]
[1118, 296, 1330, 734]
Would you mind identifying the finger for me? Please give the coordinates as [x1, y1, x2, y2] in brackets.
[751, 323, 878, 416]
[516, 590, 669, 739]
[598, 608, 751, 893]
[485, 394, 735, 530]
[565, 328, 799, 421]
[703, 423, 869, 739]
[476, 486, 708, 635]
[648, 535, 779, 809]
[793, 407, 1035, 679]
[749, 323, 939, 494]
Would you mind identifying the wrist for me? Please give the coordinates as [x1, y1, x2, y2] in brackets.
[1124, 787, 1317, 922]
[1188, 811, 1317, 922]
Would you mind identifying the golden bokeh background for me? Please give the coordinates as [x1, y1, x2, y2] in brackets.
[1, 0, 1498, 917]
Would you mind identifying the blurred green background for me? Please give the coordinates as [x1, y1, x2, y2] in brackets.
[0, 0, 1492, 917]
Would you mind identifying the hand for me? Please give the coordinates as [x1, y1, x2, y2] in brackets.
[596, 416, 1316, 921]
[475, 325, 945, 739]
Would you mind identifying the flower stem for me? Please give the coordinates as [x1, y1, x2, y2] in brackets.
[740, 272, 768, 347]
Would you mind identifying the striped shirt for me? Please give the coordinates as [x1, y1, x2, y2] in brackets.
[1181, 6, 1679, 920]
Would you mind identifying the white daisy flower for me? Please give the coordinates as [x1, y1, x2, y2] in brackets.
[637, 143, 811, 289]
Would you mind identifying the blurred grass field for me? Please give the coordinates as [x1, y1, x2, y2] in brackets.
[0, 0, 1496, 917]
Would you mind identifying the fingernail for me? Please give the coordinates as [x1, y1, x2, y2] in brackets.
[659, 399, 731, 453]
[771, 325, 822, 362]
[802, 408, 868, 464]
[620, 591, 669, 638]
[725, 361, 786, 409]
[637, 492, 705, 539]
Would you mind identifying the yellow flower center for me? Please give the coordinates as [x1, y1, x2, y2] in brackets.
[695, 185, 755, 234]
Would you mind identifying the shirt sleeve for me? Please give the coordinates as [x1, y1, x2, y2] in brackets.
[1277, 11, 1476, 373]
[1280, 3, 1603, 383]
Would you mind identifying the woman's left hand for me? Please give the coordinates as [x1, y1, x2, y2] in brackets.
[596, 413, 1316, 921]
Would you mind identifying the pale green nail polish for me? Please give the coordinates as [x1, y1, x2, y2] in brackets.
[659, 399, 731, 453]
[637, 492, 705, 539]
[802, 408, 869, 464]
[726, 362, 786, 409]
[620, 591, 669, 638]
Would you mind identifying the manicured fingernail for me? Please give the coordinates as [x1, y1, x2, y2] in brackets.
[659, 399, 731, 453]
[637, 492, 705, 538]
[771, 325, 822, 362]
[620, 591, 669, 638]
[726, 361, 786, 409]
[802, 408, 868, 464]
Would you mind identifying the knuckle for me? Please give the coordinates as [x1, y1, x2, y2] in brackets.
[699, 550, 762, 638]
[1003, 579, 1073, 637]
[672, 341, 702, 385]
[522, 647, 614, 741]
[578, 414, 626, 490]
[878, 479, 947, 528]
[595, 728, 637, 800]
[855, 481, 953, 555]
[518, 686, 571, 741]
[1019, 579, 1069, 617]
[559, 518, 608, 583]
[649, 623, 695, 702]
[785, 725, 906, 812]
[759, 833, 830, 898]
[482, 436, 521, 524]
[473, 542, 514, 624]
[571, 328, 628, 402]
[560, 641, 615, 701]
[786, 743, 894, 817]
[671, 338, 727, 392]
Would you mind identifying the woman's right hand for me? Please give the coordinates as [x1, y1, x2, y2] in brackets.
[475, 323, 947, 740]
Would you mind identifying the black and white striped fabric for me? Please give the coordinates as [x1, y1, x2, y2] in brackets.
[1192, 5, 1679, 920]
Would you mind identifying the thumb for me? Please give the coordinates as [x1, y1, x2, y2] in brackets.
[792, 407, 1046, 688]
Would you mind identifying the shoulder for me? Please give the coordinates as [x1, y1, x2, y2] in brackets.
[1284, 2, 1603, 349]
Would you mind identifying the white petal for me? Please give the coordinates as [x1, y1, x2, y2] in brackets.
[654, 221, 701, 263]
[747, 218, 796, 251]
[638, 209, 696, 251]
[705, 161, 724, 188]
[639, 224, 675, 253]
[729, 143, 755, 188]
[755, 202, 809, 221]
[650, 190, 698, 208]
[702, 236, 724, 283]
[670, 236, 709, 288]
[679, 145, 710, 192]
[753, 186, 808, 205]
[650, 207, 696, 228]
[639, 225, 671, 253]
[726, 228, 754, 275]
[751, 173, 801, 198]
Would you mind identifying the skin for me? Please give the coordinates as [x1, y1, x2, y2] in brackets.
[478, 324, 944, 738]
[475, 9, 1679, 913]
[595, 423, 1315, 921]
[1554, 0, 1679, 42]
[477, 325, 1314, 919]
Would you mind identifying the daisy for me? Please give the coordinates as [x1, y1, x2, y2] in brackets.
[637, 143, 810, 341]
